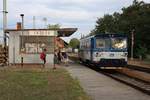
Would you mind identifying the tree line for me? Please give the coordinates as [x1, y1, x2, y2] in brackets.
[91, 0, 150, 59]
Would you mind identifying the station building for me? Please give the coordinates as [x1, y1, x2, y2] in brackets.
[6, 26, 77, 65]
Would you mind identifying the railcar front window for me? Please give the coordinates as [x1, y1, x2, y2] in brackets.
[96, 39, 110, 48]
[111, 38, 127, 49]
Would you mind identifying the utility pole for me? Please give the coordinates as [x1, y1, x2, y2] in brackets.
[131, 29, 135, 60]
[3, 0, 8, 65]
[33, 16, 36, 29]
[43, 17, 47, 28]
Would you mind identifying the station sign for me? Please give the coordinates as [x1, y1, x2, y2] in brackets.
[20, 30, 57, 36]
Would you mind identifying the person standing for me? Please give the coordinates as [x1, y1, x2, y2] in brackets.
[40, 48, 47, 67]
[57, 50, 62, 64]
[62, 50, 69, 66]
[54, 49, 58, 64]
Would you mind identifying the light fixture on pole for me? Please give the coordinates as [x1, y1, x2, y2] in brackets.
[20, 14, 24, 29]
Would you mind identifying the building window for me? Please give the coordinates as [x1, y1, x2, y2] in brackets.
[20, 36, 54, 54]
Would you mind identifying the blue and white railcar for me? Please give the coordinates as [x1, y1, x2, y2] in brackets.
[79, 34, 128, 67]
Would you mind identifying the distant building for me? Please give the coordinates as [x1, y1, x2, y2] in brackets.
[6, 26, 77, 65]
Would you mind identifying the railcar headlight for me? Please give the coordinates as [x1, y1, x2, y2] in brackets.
[96, 52, 103, 57]
[122, 53, 128, 57]
[96, 52, 99, 57]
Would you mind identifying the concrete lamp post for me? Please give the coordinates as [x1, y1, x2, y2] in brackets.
[20, 14, 24, 67]
[20, 14, 24, 29]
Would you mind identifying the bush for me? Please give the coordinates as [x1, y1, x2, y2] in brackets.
[135, 44, 147, 59]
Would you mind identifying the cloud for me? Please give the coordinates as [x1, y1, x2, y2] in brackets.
[0, 0, 150, 42]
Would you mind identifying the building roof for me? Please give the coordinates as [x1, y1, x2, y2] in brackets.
[5, 28, 77, 37]
[57, 28, 77, 37]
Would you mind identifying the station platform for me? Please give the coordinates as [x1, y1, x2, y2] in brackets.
[63, 62, 150, 100]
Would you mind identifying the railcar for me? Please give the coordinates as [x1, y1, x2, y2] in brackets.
[79, 34, 128, 68]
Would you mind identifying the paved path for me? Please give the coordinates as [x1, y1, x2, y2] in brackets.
[64, 62, 150, 100]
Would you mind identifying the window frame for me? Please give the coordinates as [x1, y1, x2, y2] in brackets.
[19, 36, 54, 54]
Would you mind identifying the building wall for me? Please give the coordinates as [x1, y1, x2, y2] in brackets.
[56, 37, 64, 48]
[9, 31, 54, 64]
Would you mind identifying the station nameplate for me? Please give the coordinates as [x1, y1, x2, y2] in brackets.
[20, 30, 57, 36]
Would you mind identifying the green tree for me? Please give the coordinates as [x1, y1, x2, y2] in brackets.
[94, 14, 115, 34]
[47, 24, 61, 29]
[69, 38, 80, 49]
[135, 44, 147, 59]
[120, 0, 150, 58]
[92, 0, 150, 58]
[94, 13, 123, 34]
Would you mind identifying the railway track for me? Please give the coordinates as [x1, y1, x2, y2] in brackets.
[69, 55, 150, 95]
[116, 67, 150, 83]
[78, 61, 150, 95]
[100, 70, 150, 95]
[126, 65, 150, 74]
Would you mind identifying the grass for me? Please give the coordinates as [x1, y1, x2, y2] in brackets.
[0, 67, 91, 100]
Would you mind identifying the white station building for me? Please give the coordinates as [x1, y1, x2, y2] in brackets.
[6, 28, 77, 65]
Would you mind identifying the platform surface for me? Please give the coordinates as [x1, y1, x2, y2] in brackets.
[64, 63, 150, 100]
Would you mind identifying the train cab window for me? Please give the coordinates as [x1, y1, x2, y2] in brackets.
[96, 39, 109, 48]
[96, 39, 105, 48]
[111, 38, 127, 49]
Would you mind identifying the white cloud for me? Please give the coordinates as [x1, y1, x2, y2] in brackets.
[0, 0, 150, 42]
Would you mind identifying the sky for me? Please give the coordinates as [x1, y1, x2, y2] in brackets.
[0, 0, 150, 42]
